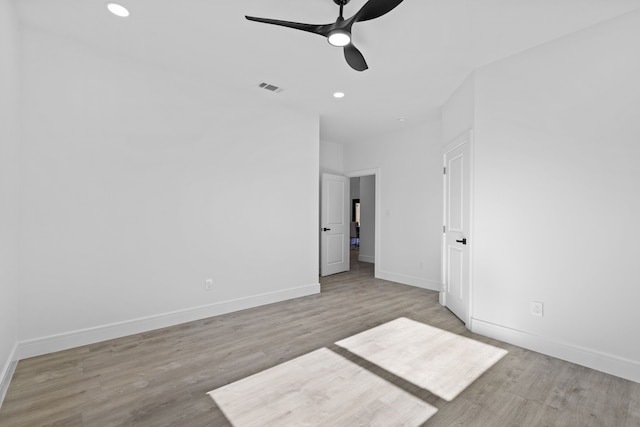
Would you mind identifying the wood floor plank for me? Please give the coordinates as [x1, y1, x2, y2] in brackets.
[627, 383, 640, 427]
[0, 255, 637, 426]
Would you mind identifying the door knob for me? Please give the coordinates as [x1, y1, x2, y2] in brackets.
[323, 228, 331, 231]
[456, 238, 467, 245]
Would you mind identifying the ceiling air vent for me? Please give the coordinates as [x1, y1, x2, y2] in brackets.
[258, 82, 284, 94]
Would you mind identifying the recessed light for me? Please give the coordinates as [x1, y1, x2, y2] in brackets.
[333, 92, 345, 99]
[106, 2, 130, 17]
[397, 117, 407, 122]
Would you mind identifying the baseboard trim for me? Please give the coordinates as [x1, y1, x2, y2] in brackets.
[18, 283, 320, 360]
[376, 270, 440, 291]
[0, 343, 19, 409]
[471, 318, 640, 383]
[358, 254, 375, 263]
[439, 291, 446, 306]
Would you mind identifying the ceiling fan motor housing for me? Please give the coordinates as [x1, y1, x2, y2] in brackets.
[333, 0, 351, 5]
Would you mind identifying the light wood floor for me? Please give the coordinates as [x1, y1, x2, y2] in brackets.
[1, 254, 639, 426]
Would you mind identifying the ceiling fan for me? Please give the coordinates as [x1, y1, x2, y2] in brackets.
[245, 0, 405, 72]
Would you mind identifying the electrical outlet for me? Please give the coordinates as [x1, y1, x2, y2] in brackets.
[531, 301, 544, 317]
[205, 278, 214, 291]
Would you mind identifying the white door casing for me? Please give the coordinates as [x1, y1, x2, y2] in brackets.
[442, 131, 472, 325]
[320, 173, 350, 276]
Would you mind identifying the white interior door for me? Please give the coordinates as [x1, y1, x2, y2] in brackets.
[443, 133, 472, 324]
[321, 173, 350, 276]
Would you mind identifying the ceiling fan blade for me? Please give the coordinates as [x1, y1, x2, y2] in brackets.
[245, 16, 332, 37]
[354, 0, 404, 23]
[344, 44, 368, 71]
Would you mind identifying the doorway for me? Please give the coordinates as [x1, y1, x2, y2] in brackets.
[346, 170, 379, 275]
[349, 175, 375, 270]
[319, 169, 380, 278]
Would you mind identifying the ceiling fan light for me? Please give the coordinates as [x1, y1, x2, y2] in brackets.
[328, 29, 351, 47]
[106, 2, 129, 17]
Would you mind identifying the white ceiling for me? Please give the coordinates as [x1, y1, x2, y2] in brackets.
[14, 0, 640, 144]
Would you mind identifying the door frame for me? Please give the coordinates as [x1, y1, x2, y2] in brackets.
[440, 130, 474, 327]
[345, 168, 381, 278]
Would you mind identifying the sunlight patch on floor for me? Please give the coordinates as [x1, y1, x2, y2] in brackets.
[208, 347, 437, 426]
[336, 317, 508, 401]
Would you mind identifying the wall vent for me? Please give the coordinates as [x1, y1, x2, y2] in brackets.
[258, 82, 284, 93]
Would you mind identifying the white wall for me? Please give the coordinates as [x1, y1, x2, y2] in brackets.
[0, 0, 21, 402]
[319, 140, 344, 175]
[350, 177, 360, 200]
[470, 10, 640, 381]
[358, 175, 375, 264]
[17, 29, 320, 355]
[344, 122, 442, 290]
[441, 73, 475, 145]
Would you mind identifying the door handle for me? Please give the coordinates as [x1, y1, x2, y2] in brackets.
[456, 238, 467, 245]
[323, 228, 331, 231]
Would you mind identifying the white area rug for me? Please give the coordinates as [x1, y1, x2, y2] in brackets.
[336, 317, 508, 401]
[208, 347, 437, 427]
